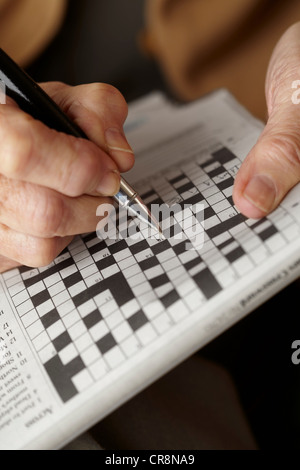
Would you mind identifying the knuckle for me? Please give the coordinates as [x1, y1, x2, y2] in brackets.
[30, 192, 66, 237]
[262, 134, 300, 171]
[0, 120, 33, 178]
[67, 140, 101, 196]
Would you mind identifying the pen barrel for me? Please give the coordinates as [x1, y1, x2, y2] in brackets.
[0, 48, 86, 139]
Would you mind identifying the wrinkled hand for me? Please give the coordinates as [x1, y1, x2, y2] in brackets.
[233, 22, 300, 219]
[0, 82, 134, 272]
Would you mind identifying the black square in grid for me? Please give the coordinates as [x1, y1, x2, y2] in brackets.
[225, 247, 245, 263]
[204, 207, 215, 220]
[217, 177, 234, 191]
[170, 175, 187, 185]
[53, 331, 72, 352]
[259, 225, 278, 241]
[130, 240, 150, 255]
[212, 147, 237, 165]
[97, 333, 117, 355]
[83, 310, 103, 329]
[63, 272, 83, 289]
[150, 273, 170, 289]
[31, 289, 51, 308]
[173, 241, 187, 256]
[41, 309, 60, 329]
[96, 255, 116, 271]
[208, 166, 226, 178]
[161, 289, 180, 309]
[128, 310, 149, 332]
[139, 256, 160, 272]
[151, 240, 170, 256]
[178, 182, 195, 194]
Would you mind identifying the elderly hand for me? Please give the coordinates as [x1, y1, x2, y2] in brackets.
[0, 82, 134, 272]
[233, 22, 300, 219]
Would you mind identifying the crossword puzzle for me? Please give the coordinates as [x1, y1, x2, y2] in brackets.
[2, 146, 300, 403]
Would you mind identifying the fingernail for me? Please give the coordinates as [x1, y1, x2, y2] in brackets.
[243, 175, 277, 213]
[96, 170, 120, 196]
[105, 128, 134, 156]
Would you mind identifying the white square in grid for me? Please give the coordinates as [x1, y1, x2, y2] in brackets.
[176, 280, 196, 298]
[250, 246, 269, 265]
[78, 299, 97, 318]
[217, 267, 237, 288]
[63, 310, 81, 329]
[101, 264, 120, 279]
[120, 335, 141, 358]
[144, 265, 164, 281]
[100, 299, 118, 318]
[89, 358, 108, 381]
[85, 272, 103, 288]
[72, 369, 93, 393]
[112, 322, 132, 343]
[118, 256, 137, 271]
[137, 291, 157, 309]
[105, 310, 124, 330]
[206, 191, 225, 206]
[143, 300, 164, 320]
[68, 320, 87, 341]
[3, 269, 21, 282]
[127, 272, 147, 288]
[26, 319, 45, 340]
[59, 343, 79, 365]
[8, 282, 26, 297]
[152, 312, 173, 334]
[92, 247, 111, 263]
[38, 343, 57, 365]
[48, 281, 65, 297]
[73, 250, 90, 263]
[89, 321, 109, 343]
[52, 290, 71, 308]
[233, 256, 254, 276]
[184, 289, 205, 311]
[74, 331, 94, 353]
[17, 299, 34, 317]
[121, 298, 140, 318]
[47, 320, 66, 341]
[13, 289, 30, 307]
[213, 199, 232, 214]
[60, 264, 78, 279]
[103, 346, 125, 369]
[37, 299, 55, 317]
[156, 249, 176, 264]
[57, 299, 75, 317]
[76, 256, 94, 271]
[113, 248, 132, 262]
[168, 300, 189, 323]
[81, 344, 100, 367]
[134, 248, 154, 263]
[80, 263, 98, 279]
[155, 282, 173, 298]
[22, 309, 39, 328]
[27, 281, 45, 298]
[32, 330, 51, 352]
[44, 273, 61, 288]
[122, 264, 142, 280]
[68, 281, 86, 298]
[265, 233, 286, 253]
[135, 323, 157, 346]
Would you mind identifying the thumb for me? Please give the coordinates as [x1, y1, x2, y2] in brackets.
[233, 22, 300, 219]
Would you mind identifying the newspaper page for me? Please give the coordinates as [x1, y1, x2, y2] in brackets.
[0, 90, 300, 450]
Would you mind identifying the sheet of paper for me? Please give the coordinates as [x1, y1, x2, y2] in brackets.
[1, 90, 300, 449]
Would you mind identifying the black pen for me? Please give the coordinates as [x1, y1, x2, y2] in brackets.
[0, 48, 163, 237]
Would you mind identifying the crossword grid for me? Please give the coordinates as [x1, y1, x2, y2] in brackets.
[3, 147, 299, 402]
